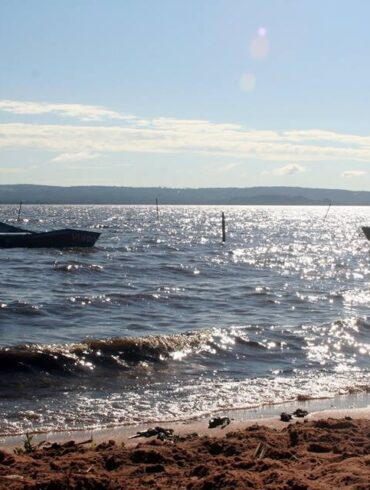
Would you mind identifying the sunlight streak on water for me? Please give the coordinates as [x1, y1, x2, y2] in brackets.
[0, 205, 370, 434]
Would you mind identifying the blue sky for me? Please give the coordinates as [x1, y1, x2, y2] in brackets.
[1, 0, 370, 189]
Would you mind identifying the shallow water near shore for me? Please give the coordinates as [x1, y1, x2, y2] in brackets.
[0, 204, 370, 436]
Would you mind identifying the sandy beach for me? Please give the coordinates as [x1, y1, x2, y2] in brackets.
[2, 0, 370, 485]
[1, 406, 369, 489]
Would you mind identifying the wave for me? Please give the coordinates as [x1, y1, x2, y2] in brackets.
[53, 262, 103, 273]
[0, 328, 272, 377]
[0, 330, 211, 374]
[0, 301, 44, 316]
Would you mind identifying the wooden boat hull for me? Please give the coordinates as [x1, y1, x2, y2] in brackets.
[0, 228, 100, 248]
[362, 227, 370, 242]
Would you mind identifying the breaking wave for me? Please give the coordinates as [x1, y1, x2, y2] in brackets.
[0, 330, 215, 374]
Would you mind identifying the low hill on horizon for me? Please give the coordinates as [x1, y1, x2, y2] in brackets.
[0, 184, 370, 205]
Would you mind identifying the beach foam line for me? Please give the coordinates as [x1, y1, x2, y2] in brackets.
[1, 393, 369, 451]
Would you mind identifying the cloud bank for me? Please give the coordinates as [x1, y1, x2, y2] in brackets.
[342, 170, 367, 178]
[1, 99, 370, 164]
[274, 163, 305, 175]
[51, 151, 101, 163]
[0, 100, 134, 121]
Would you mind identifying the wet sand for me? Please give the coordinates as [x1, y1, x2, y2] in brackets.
[0, 407, 369, 489]
[2, 392, 370, 450]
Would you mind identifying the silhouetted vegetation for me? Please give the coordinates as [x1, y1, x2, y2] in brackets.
[1, 184, 370, 205]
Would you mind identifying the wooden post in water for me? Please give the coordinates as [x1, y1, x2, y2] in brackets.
[17, 202, 23, 222]
[156, 197, 159, 220]
[323, 200, 332, 221]
[221, 211, 226, 242]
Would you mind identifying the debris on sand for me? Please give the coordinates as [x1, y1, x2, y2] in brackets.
[129, 427, 174, 440]
[293, 408, 309, 418]
[280, 412, 292, 422]
[208, 416, 231, 429]
[1, 418, 369, 489]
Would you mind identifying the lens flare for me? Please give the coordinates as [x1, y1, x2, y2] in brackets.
[239, 73, 256, 92]
[249, 35, 270, 60]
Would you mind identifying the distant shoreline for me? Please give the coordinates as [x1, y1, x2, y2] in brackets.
[2, 202, 370, 206]
[1, 184, 370, 205]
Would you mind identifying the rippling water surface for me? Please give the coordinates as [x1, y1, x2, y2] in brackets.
[0, 204, 370, 435]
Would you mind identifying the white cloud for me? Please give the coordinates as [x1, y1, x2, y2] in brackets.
[342, 170, 367, 178]
[0, 165, 36, 174]
[274, 163, 305, 175]
[51, 151, 100, 162]
[218, 162, 240, 172]
[0, 100, 134, 121]
[1, 121, 370, 163]
[1, 99, 370, 164]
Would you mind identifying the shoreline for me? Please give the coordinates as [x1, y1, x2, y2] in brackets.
[2, 391, 369, 451]
[1, 407, 369, 489]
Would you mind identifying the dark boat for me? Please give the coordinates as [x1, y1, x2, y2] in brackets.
[0, 222, 100, 248]
[362, 227, 370, 242]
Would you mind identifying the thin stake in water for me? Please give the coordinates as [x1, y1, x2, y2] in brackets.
[222, 211, 226, 242]
[156, 198, 159, 220]
[17, 202, 23, 222]
[323, 201, 332, 221]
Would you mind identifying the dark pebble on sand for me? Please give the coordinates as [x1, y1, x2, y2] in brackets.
[280, 412, 292, 422]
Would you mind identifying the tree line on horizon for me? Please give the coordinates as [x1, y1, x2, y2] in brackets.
[0, 184, 369, 205]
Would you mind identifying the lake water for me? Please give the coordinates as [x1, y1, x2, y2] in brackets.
[0, 204, 369, 436]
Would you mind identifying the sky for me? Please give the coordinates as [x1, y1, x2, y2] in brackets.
[1, 0, 370, 189]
